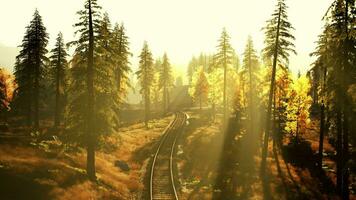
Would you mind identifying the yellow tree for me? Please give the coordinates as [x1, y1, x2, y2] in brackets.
[207, 68, 223, 120]
[189, 67, 209, 111]
[0, 68, 15, 121]
[285, 75, 312, 142]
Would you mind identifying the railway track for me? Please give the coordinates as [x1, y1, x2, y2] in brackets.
[149, 112, 187, 200]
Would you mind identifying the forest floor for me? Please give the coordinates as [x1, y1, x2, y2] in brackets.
[0, 114, 173, 200]
[177, 111, 355, 200]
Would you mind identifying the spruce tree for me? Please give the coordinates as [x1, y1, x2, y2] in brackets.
[214, 28, 234, 124]
[159, 53, 173, 113]
[241, 36, 260, 119]
[136, 42, 154, 127]
[49, 32, 68, 128]
[260, 0, 296, 176]
[321, 1, 356, 198]
[14, 9, 49, 129]
[241, 36, 260, 149]
[67, 0, 112, 180]
[112, 23, 131, 108]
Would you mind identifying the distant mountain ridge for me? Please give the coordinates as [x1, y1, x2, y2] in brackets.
[0, 43, 19, 72]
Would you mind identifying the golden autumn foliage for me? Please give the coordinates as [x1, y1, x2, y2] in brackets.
[285, 75, 312, 139]
[189, 66, 209, 109]
[0, 67, 16, 110]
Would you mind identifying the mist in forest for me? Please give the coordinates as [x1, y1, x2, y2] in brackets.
[0, 0, 355, 200]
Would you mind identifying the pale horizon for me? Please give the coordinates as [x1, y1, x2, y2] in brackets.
[0, 0, 333, 76]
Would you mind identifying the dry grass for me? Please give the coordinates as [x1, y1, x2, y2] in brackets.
[0, 115, 174, 200]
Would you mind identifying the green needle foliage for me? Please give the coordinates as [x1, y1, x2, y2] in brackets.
[214, 28, 234, 123]
[159, 53, 174, 113]
[262, 0, 296, 67]
[112, 23, 132, 108]
[136, 41, 154, 127]
[13, 9, 49, 129]
[49, 32, 68, 128]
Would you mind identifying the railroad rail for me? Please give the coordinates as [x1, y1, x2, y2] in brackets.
[149, 111, 187, 200]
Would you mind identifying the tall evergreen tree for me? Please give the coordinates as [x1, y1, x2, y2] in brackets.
[136, 42, 154, 127]
[260, 0, 296, 176]
[320, 1, 356, 198]
[214, 28, 234, 124]
[310, 24, 331, 169]
[241, 36, 260, 120]
[49, 32, 68, 128]
[14, 9, 49, 129]
[159, 53, 173, 113]
[112, 23, 131, 108]
[241, 36, 260, 151]
[67, 0, 117, 180]
[187, 56, 198, 84]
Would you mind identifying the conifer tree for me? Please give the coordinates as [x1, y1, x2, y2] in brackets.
[310, 24, 331, 169]
[159, 53, 173, 113]
[14, 9, 49, 129]
[241, 36, 260, 121]
[112, 23, 131, 108]
[319, 1, 356, 197]
[49, 32, 68, 128]
[260, 0, 296, 176]
[67, 0, 115, 180]
[214, 28, 234, 124]
[136, 42, 154, 127]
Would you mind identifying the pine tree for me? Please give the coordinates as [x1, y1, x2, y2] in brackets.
[310, 24, 331, 169]
[136, 42, 154, 127]
[14, 9, 49, 130]
[241, 36, 261, 155]
[112, 23, 131, 109]
[260, 0, 296, 176]
[49, 32, 68, 128]
[214, 28, 234, 124]
[187, 56, 198, 84]
[67, 0, 117, 180]
[321, 1, 356, 198]
[241, 36, 260, 120]
[159, 53, 173, 113]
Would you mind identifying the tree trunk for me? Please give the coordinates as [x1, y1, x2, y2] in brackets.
[272, 92, 277, 151]
[163, 86, 167, 114]
[336, 109, 343, 195]
[318, 101, 325, 168]
[223, 59, 227, 125]
[342, 109, 350, 200]
[54, 44, 61, 128]
[145, 90, 150, 128]
[261, 5, 282, 176]
[212, 103, 216, 121]
[167, 89, 170, 112]
[86, 0, 96, 181]
[199, 95, 202, 112]
[27, 97, 32, 126]
[34, 56, 40, 130]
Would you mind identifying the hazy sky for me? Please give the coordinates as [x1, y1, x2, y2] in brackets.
[0, 0, 333, 75]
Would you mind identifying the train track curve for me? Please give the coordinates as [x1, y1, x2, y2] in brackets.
[149, 111, 187, 200]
